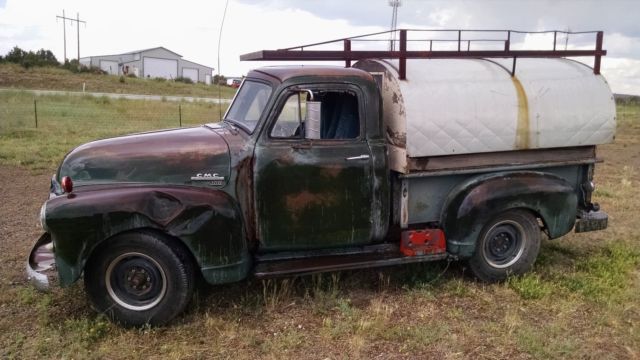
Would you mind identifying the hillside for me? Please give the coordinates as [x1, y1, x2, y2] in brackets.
[0, 63, 236, 98]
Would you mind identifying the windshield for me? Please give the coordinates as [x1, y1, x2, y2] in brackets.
[224, 80, 272, 132]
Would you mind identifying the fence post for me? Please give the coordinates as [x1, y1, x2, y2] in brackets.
[179, 104, 182, 127]
[34, 99, 38, 128]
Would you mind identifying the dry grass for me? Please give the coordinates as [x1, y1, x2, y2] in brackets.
[0, 63, 236, 99]
[0, 102, 638, 359]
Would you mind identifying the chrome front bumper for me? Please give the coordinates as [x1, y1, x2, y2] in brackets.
[26, 233, 56, 291]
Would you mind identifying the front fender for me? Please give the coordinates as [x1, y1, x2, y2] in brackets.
[440, 171, 577, 257]
[45, 185, 249, 286]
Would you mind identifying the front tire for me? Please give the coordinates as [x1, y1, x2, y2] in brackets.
[84, 231, 195, 326]
[468, 210, 541, 282]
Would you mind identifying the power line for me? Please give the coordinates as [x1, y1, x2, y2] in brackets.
[56, 10, 86, 62]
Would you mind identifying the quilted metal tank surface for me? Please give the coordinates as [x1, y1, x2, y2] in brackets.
[354, 58, 616, 173]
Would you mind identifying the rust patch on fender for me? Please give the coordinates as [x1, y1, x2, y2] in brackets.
[511, 76, 530, 149]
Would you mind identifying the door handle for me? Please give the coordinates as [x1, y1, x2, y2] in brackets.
[345, 154, 370, 161]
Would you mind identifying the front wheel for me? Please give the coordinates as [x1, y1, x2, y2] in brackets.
[84, 231, 195, 326]
[468, 210, 541, 282]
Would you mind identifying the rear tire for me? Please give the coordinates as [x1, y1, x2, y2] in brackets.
[84, 231, 195, 326]
[468, 210, 541, 282]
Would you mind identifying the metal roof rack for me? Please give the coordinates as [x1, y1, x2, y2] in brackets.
[240, 29, 606, 79]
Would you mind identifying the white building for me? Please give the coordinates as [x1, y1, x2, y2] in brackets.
[80, 47, 214, 84]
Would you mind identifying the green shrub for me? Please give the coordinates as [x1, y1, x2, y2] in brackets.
[174, 76, 194, 84]
[61, 59, 106, 74]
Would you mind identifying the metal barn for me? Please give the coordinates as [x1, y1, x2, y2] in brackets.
[80, 47, 214, 83]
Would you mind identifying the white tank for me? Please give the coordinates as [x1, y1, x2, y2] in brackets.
[354, 58, 616, 173]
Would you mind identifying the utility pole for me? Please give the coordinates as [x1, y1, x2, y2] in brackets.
[56, 10, 67, 62]
[56, 10, 86, 62]
[388, 0, 402, 51]
[76, 13, 81, 60]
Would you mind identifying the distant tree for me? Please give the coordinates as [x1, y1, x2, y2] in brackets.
[213, 74, 227, 85]
[5, 46, 26, 63]
[3, 46, 58, 68]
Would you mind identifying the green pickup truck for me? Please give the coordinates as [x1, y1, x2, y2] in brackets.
[27, 32, 615, 326]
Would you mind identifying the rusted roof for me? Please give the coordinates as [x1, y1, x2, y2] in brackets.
[249, 65, 373, 83]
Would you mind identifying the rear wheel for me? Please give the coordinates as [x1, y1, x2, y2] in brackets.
[84, 231, 195, 326]
[468, 210, 541, 282]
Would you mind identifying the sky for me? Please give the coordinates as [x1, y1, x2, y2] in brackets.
[1, 0, 639, 95]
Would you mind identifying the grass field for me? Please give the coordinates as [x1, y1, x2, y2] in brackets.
[0, 98, 638, 358]
[0, 90, 228, 170]
[0, 63, 237, 98]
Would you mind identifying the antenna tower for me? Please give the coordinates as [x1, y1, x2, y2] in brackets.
[389, 0, 402, 51]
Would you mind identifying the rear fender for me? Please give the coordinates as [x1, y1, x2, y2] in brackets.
[45, 185, 249, 286]
[440, 171, 577, 257]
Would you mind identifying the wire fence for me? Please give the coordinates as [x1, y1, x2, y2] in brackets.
[1, 91, 637, 135]
[0, 92, 228, 135]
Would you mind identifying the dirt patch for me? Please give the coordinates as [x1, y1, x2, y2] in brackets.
[0, 165, 52, 284]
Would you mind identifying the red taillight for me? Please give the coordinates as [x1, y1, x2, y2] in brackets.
[61, 176, 73, 193]
[400, 229, 446, 256]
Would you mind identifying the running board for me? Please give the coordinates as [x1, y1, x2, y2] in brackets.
[253, 251, 447, 279]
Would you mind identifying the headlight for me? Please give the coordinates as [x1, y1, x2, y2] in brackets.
[39, 202, 48, 231]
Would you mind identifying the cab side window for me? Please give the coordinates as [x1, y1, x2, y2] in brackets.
[317, 91, 359, 139]
[270, 90, 360, 140]
[271, 93, 306, 138]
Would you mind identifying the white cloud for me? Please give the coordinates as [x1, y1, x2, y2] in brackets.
[601, 57, 640, 95]
[0, 0, 638, 94]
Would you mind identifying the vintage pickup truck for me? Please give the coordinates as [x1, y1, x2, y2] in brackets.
[28, 30, 615, 326]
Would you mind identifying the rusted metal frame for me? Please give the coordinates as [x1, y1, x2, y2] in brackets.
[407, 28, 599, 35]
[351, 38, 505, 42]
[594, 31, 603, 75]
[402, 146, 596, 174]
[276, 29, 601, 52]
[399, 29, 407, 80]
[240, 49, 606, 61]
[401, 159, 598, 178]
[505, 30, 511, 51]
[344, 39, 351, 68]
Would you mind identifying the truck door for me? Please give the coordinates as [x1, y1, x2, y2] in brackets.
[254, 85, 374, 251]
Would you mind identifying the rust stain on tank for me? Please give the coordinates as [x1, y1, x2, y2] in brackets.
[511, 76, 530, 149]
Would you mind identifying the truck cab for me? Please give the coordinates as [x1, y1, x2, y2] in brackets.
[236, 67, 389, 252]
[28, 30, 613, 327]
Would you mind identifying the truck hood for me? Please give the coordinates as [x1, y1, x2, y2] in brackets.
[58, 126, 230, 188]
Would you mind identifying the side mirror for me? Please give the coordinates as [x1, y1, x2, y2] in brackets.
[304, 90, 321, 139]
